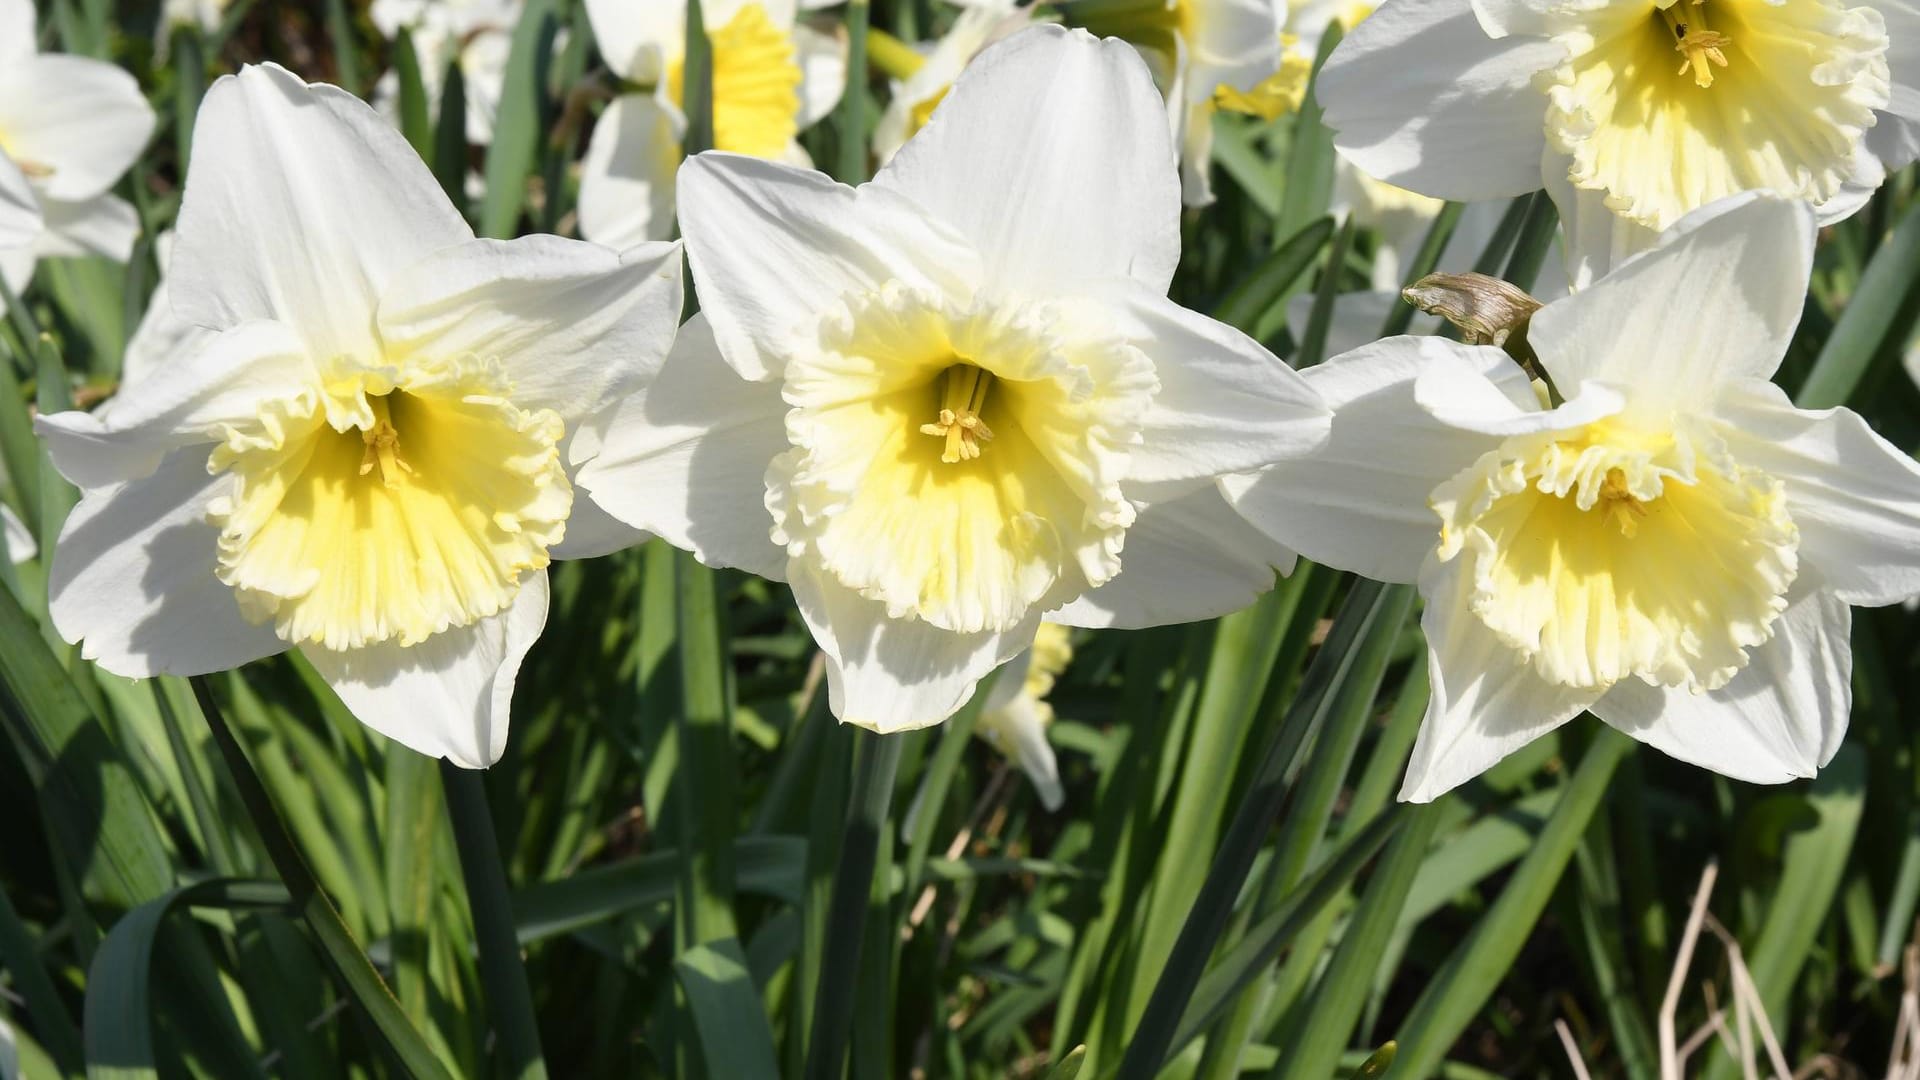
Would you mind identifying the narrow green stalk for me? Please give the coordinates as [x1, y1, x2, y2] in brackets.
[1500, 191, 1560, 293]
[1295, 215, 1358, 368]
[673, 550, 739, 946]
[441, 764, 548, 1080]
[153, 680, 238, 873]
[682, 0, 714, 157]
[188, 677, 456, 1080]
[836, 1, 872, 184]
[804, 729, 905, 1080]
[1117, 578, 1402, 1080]
[1468, 194, 1533, 277]
[325, 0, 361, 94]
[172, 27, 205, 173]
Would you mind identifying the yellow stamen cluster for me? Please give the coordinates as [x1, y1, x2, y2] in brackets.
[357, 396, 414, 486]
[920, 363, 996, 463]
[1659, 0, 1731, 88]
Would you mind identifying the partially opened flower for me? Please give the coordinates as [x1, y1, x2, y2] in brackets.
[1225, 194, 1920, 801]
[1062, 0, 1309, 206]
[871, 0, 1033, 165]
[372, 0, 523, 146]
[977, 622, 1074, 811]
[575, 25, 1329, 731]
[579, 0, 847, 249]
[2, 503, 32, 565]
[36, 64, 682, 767]
[1317, 0, 1920, 284]
[0, 0, 155, 310]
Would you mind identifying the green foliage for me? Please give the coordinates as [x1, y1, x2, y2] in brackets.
[2, 3, 1918, 1079]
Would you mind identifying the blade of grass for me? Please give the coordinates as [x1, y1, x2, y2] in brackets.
[481, 0, 557, 237]
[676, 938, 781, 1079]
[1117, 578, 1406, 1079]
[1384, 726, 1635, 1079]
[835, 0, 871, 184]
[0, 885, 82, 1074]
[803, 728, 905, 1080]
[187, 677, 457, 1080]
[431, 58, 470, 213]
[393, 27, 434, 158]
[1275, 22, 1343, 239]
[441, 764, 548, 1080]
[674, 551, 739, 947]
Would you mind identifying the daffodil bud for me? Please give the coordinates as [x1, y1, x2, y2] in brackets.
[1401, 271, 1541, 348]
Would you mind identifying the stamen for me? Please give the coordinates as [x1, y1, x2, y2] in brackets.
[358, 396, 415, 486]
[1598, 467, 1649, 537]
[919, 364, 996, 463]
[1660, 0, 1730, 88]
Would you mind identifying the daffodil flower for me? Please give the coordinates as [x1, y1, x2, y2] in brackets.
[1062, 0, 1310, 206]
[1318, 0, 1920, 285]
[871, 0, 1032, 166]
[2, 503, 31, 565]
[978, 622, 1074, 810]
[579, 0, 847, 249]
[35, 64, 682, 767]
[372, 0, 523, 147]
[575, 26, 1330, 731]
[1227, 194, 1920, 801]
[0, 0, 155, 311]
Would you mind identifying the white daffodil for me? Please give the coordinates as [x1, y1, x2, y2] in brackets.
[575, 26, 1329, 731]
[871, 0, 1033, 165]
[1062, 0, 1310, 206]
[0, 0, 155, 311]
[372, 0, 522, 146]
[1317, 0, 1920, 286]
[35, 64, 681, 767]
[579, 0, 847, 250]
[161, 0, 230, 34]
[2, 503, 32, 564]
[978, 622, 1073, 810]
[1226, 193, 1920, 802]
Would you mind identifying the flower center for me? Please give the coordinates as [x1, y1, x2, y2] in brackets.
[1542, 0, 1891, 231]
[207, 365, 571, 651]
[769, 286, 1154, 635]
[919, 363, 997, 463]
[1431, 418, 1798, 692]
[666, 2, 802, 158]
[1659, 0, 1731, 87]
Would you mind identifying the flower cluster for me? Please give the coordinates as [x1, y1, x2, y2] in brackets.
[19, 0, 1920, 811]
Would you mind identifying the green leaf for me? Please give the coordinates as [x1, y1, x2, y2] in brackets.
[1212, 216, 1335, 335]
[1799, 199, 1920, 408]
[83, 879, 289, 1080]
[481, 0, 557, 238]
[674, 552, 740, 947]
[392, 27, 434, 158]
[188, 677, 457, 1080]
[1385, 727, 1635, 1079]
[676, 938, 781, 1080]
[509, 835, 807, 944]
[1275, 22, 1343, 239]
[441, 765, 548, 1080]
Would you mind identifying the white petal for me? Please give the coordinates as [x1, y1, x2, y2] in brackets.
[0, 0, 33, 67]
[1543, 149, 1656, 291]
[1414, 349, 1623, 435]
[1319, 0, 1559, 202]
[34, 194, 138, 261]
[1085, 282, 1331, 486]
[303, 570, 549, 768]
[0, 154, 40, 253]
[1592, 585, 1850, 783]
[1050, 484, 1294, 629]
[791, 563, 1036, 733]
[2, 502, 34, 564]
[1715, 379, 1920, 607]
[0, 245, 32, 315]
[869, 24, 1181, 296]
[548, 480, 649, 559]
[584, 0, 681, 79]
[991, 695, 1065, 811]
[0, 55, 154, 202]
[1470, 0, 1554, 37]
[1528, 193, 1813, 411]
[1401, 555, 1602, 803]
[794, 22, 847, 127]
[171, 63, 470, 358]
[1220, 336, 1519, 585]
[48, 447, 285, 677]
[36, 320, 311, 488]
[1870, 0, 1920, 125]
[574, 313, 790, 579]
[376, 234, 684, 423]
[119, 276, 220, 404]
[1285, 290, 1440, 357]
[578, 93, 683, 251]
[1869, 113, 1920, 172]
[676, 152, 980, 381]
